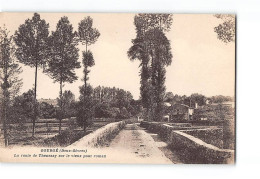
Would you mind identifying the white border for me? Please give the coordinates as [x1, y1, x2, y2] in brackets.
[1, 0, 260, 179]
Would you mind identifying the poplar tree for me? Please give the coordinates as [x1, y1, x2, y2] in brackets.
[47, 16, 80, 134]
[14, 13, 49, 136]
[128, 14, 173, 121]
[77, 17, 100, 131]
[0, 27, 23, 146]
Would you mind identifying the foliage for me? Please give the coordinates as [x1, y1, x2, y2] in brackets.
[39, 102, 56, 119]
[0, 27, 23, 100]
[116, 107, 130, 119]
[128, 13, 173, 121]
[77, 16, 100, 46]
[76, 84, 95, 130]
[95, 102, 116, 118]
[0, 26, 23, 146]
[182, 93, 207, 107]
[210, 95, 233, 103]
[82, 51, 94, 65]
[14, 13, 49, 68]
[46, 16, 80, 133]
[47, 16, 80, 84]
[14, 13, 49, 136]
[57, 90, 76, 118]
[8, 89, 37, 123]
[76, 16, 100, 131]
[92, 86, 133, 107]
[81, 50, 94, 92]
[193, 104, 234, 121]
[214, 14, 235, 43]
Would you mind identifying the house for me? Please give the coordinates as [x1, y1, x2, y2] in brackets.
[168, 103, 194, 121]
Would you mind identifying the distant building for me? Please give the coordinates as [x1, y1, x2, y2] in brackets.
[38, 98, 58, 107]
[168, 103, 194, 121]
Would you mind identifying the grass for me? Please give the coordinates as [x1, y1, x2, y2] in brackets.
[5, 118, 119, 147]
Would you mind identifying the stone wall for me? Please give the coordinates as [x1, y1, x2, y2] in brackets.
[140, 121, 234, 164]
[68, 121, 126, 148]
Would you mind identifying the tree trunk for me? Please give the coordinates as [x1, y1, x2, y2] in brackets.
[59, 118, 62, 135]
[83, 122, 86, 133]
[3, 88, 8, 147]
[59, 79, 63, 134]
[2, 55, 9, 146]
[83, 44, 88, 132]
[32, 63, 38, 137]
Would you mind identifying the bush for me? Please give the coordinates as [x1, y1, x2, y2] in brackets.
[42, 129, 91, 147]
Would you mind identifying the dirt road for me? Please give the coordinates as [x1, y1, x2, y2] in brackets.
[106, 123, 174, 164]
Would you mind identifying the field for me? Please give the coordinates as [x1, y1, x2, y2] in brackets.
[1, 118, 119, 147]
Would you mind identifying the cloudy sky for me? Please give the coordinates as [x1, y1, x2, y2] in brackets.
[0, 13, 235, 100]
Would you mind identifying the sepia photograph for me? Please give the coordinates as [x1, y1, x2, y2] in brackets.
[0, 12, 235, 164]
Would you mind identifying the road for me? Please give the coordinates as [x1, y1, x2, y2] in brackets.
[106, 123, 174, 164]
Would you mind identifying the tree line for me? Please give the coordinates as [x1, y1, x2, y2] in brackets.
[0, 13, 107, 146]
[164, 92, 234, 107]
[5, 86, 138, 123]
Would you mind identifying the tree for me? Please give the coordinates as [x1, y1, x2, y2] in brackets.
[82, 50, 95, 87]
[214, 14, 235, 43]
[0, 26, 23, 146]
[91, 86, 134, 119]
[128, 14, 173, 121]
[145, 28, 172, 121]
[14, 13, 49, 136]
[77, 17, 100, 89]
[128, 37, 151, 111]
[47, 16, 80, 134]
[9, 89, 36, 123]
[190, 93, 206, 106]
[183, 93, 207, 107]
[77, 16, 100, 130]
[164, 92, 174, 102]
[39, 102, 56, 119]
[57, 90, 75, 118]
[76, 84, 95, 132]
[210, 95, 233, 103]
[77, 17, 100, 48]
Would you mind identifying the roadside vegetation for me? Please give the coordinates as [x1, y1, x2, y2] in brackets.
[0, 13, 142, 147]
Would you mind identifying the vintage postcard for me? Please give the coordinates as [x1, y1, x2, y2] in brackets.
[0, 13, 235, 164]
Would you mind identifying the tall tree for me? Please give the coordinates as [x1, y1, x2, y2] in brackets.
[128, 37, 150, 111]
[82, 50, 95, 86]
[77, 16, 100, 130]
[14, 13, 49, 136]
[0, 26, 23, 146]
[77, 17, 100, 89]
[47, 16, 80, 134]
[77, 17, 100, 49]
[145, 28, 172, 121]
[128, 14, 173, 121]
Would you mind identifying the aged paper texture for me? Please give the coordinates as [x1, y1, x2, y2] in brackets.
[0, 13, 235, 164]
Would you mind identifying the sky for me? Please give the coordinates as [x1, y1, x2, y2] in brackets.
[0, 13, 235, 100]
